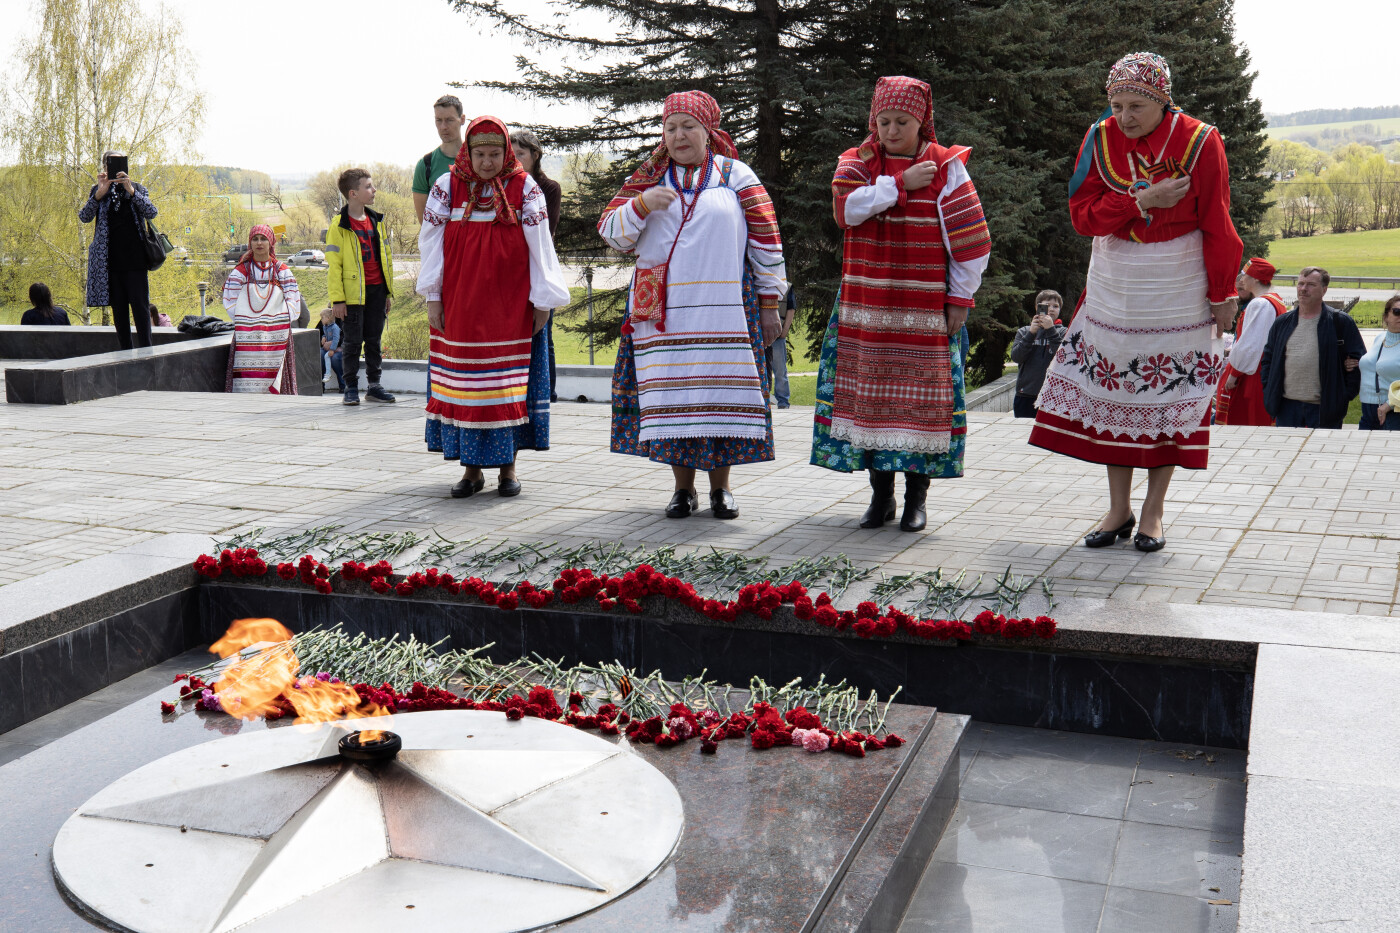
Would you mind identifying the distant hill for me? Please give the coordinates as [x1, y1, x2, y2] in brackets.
[1266, 106, 1400, 127]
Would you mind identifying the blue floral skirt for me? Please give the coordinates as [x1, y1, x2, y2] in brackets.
[809, 302, 966, 478]
[610, 266, 774, 470]
[426, 329, 550, 467]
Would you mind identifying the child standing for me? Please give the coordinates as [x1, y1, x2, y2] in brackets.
[328, 167, 396, 406]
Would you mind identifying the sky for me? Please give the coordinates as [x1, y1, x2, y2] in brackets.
[1, 0, 1395, 175]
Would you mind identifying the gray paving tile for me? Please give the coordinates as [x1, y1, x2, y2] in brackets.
[1109, 821, 1242, 901]
[1124, 771, 1246, 833]
[932, 801, 1121, 884]
[958, 726, 1141, 819]
[899, 862, 1106, 932]
[1136, 744, 1247, 780]
[1098, 886, 1238, 933]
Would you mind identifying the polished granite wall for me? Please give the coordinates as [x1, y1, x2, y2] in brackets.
[201, 584, 1253, 748]
[0, 324, 199, 359]
[4, 330, 321, 404]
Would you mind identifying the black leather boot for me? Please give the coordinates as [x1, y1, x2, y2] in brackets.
[859, 470, 897, 528]
[900, 472, 930, 532]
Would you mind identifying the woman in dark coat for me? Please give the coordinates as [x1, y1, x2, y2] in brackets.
[511, 130, 564, 401]
[78, 150, 158, 349]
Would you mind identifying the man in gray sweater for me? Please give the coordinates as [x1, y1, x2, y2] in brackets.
[1009, 289, 1068, 418]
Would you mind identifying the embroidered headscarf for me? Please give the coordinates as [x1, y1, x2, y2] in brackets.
[1105, 52, 1173, 108]
[855, 76, 963, 178]
[604, 91, 738, 212]
[236, 224, 279, 269]
[452, 115, 526, 225]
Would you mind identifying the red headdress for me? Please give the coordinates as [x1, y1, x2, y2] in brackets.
[856, 76, 965, 177]
[236, 224, 280, 272]
[605, 91, 738, 210]
[452, 116, 526, 225]
[1243, 257, 1277, 286]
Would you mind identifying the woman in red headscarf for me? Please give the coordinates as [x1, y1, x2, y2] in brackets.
[221, 224, 301, 394]
[417, 116, 570, 499]
[810, 76, 992, 533]
[1216, 257, 1286, 426]
[1029, 52, 1243, 553]
[599, 90, 788, 521]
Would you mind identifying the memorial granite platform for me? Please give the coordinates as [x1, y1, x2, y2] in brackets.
[0, 392, 1397, 931]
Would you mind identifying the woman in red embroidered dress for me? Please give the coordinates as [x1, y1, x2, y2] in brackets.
[222, 224, 300, 394]
[1029, 53, 1243, 553]
[810, 76, 991, 533]
[417, 117, 570, 499]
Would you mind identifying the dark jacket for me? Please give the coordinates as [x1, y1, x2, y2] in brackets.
[1009, 322, 1067, 399]
[77, 182, 157, 307]
[1259, 305, 1366, 427]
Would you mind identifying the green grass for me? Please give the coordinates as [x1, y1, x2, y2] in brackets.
[1266, 116, 1400, 141]
[1267, 229, 1400, 279]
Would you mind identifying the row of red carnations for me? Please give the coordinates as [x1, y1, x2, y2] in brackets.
[161, 675, 900, 757]
[193, 549, 1056, 643]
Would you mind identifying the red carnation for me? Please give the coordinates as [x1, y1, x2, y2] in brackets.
[313, 578, 333, 595]
[884, 733, 904, 748]
[750, 730, 777, 750]
[159, 700, 175, 715]
[700, 737, 718, 754]
[370, 577, 391, 594]
[497, 592, 519, 611]
[1034, 616, 1057, 639]
[395, 580, 415, 596]
[276, 563, 296, 580]
[505, 707, 524, 720]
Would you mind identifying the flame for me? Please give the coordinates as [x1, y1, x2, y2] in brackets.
[205, 619, 390, 725]
[358, 729, 388, 744]
[210, 618, 292, 659]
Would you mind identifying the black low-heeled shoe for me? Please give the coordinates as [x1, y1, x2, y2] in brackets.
[450, 475, 485, 499]
[498, 476, 522, 498]
[710, 488, 739, 520]
[666, 488, 699, 518]
[1133, 531, 1167, 553]
[1083, 515, 1135, 548]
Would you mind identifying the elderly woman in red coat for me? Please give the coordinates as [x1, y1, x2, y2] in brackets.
[1029, 52, 1243, 553]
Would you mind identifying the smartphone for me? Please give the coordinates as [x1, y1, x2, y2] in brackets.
[106, 155, 129, 178]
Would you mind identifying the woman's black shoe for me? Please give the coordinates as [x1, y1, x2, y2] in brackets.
[1084, 515, 1135, 548]
[666, 488, 699, 518]
[900, 473, 930, 532]
[710, 488, 739, 520]
[498, 477, 522, 497]
[450, 475, 485, 499]
[859, 470, 897, 528]
[1133, 532, 1167, 553]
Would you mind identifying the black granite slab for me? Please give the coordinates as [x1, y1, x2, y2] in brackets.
[0, 681, 959, 933]
[4, 330, 321, 404]
[0, 324, 198, 359]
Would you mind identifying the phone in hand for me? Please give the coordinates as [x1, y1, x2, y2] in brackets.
[105, 155, 129, 178]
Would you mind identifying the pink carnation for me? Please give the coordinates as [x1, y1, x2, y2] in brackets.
[793, 728, 830, 753]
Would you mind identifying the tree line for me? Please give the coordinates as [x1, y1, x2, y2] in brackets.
[452, 0, 1270, 382]
[1267, 140, 1400, 238]
[1266, 106, 1400, 128]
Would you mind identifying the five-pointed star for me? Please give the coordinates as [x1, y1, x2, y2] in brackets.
[87, 745, 609, 933]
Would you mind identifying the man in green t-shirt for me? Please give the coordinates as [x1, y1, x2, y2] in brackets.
[412, 94, 466, 222]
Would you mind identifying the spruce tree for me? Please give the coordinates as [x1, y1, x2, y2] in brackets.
[448, 0, 1269, 382]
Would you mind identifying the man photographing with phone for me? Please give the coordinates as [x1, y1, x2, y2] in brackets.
[1009, 289, 1067, 418]
[79, 150, 159, 349]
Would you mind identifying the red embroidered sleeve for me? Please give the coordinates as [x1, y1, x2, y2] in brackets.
[1068, 126, 1141, 237]
[1192, 131, 1243, 303]
[940, 180, 991, 264]
[832, 154, 872, 229]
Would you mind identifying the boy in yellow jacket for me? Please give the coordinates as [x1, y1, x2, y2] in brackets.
[328, 167, 396, 405]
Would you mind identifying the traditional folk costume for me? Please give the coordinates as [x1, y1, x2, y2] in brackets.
[1216, 257, 1286, 426]
[810, 76, 991, 530]
[1030, 53, 1243, 470]
[600, 92, 788, 485]
[221, 224, 300, 394]
[418, 117, 570, 470]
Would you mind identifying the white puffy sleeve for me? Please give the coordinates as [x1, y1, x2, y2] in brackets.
[597, 193, 654, 253]
[221, 265, 247, 313]
[1229, 297, 1274, 375]
[416, 172, 452, 303]
[843, 176, 902, 227]
[521, 175, 571, 310]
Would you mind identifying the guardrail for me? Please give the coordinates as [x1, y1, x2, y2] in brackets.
[1272, 273, 1400, 290]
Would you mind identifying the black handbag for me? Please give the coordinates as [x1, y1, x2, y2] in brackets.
[142, 216, 173, 271]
